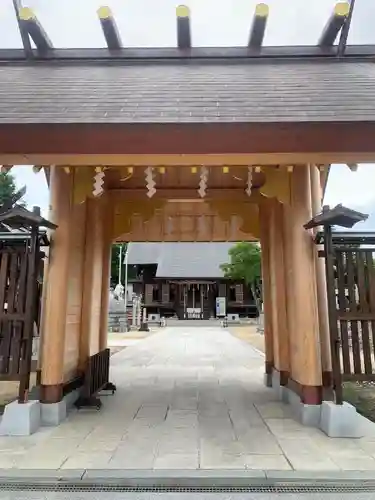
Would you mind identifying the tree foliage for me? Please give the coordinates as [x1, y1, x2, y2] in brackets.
[0, 172, 23, 206]
[221, 242, 261, 285]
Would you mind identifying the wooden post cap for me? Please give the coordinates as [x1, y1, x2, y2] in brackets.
[334, 2, 350, 17]
[255, 3, 269, 17]
[176, 5, 190, 18]
[97, 6, 112, 19]
[19, 7, 35, 21]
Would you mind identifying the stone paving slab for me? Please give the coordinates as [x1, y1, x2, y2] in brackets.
[0, 326, 375, 474]
[1, 468, 375, 488]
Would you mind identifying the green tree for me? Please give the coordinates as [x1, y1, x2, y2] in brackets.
[0, 171, 25, 206]
[221, 242, 261, 285]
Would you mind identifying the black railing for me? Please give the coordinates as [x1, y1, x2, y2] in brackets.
[75, 348, 116, 409]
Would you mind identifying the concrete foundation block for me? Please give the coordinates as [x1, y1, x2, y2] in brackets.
[270, 371, 286, 401]
[64, 388, 80, 410]
[284, 388, 321, 427]
[320, 401, 362, 438]
[41, 400, 67, 426]
[263, 372, 272, 388]
[0, 400, 40, 436]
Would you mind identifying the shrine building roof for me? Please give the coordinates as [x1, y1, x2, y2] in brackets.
[127, 242, 234, 279]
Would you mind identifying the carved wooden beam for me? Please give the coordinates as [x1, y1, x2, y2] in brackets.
[318, 2, 350, 47]
[248, 3, 269, 48]
[176, 5, 191, 49]
[97, 6, 122, 50]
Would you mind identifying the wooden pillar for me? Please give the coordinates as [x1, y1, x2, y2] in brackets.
[288, 165, 322, 404]
[310, 164, 332, 384]
[283, 202, 297, 383]
[40, 166, 72, 403]
[63, 197, 87, 382]
[268, 199, 289, 384]
[99, 194, 113, 351]
[79, 197, 104, 370]
[259, 201, 274, 384]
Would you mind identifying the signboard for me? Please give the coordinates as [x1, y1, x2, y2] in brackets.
[216, 297, 226, 317]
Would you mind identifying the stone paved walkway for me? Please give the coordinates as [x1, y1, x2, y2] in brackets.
[2, 326, 375, 472]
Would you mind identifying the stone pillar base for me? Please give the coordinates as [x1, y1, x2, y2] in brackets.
[41, 401, 67, 426]
[320, 401, 362, 438]
[284, 387, 321, 427]
[265, 370, 321, 428]
[265, 370, 375, 437]
[0, 400, 40, 436]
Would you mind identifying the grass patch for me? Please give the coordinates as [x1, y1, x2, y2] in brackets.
[229, 326, 265, 353]
[343, 381, 375, 422]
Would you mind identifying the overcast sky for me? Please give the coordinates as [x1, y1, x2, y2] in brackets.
[1, 0, 375, 228]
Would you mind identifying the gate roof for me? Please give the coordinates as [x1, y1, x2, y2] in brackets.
[0, 60, 375, 124]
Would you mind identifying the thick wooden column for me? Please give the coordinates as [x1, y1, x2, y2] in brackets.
[268, 199, 290, 384]
[63, 198, 87, 381]
[40, 166, 72, 403]
[310, 164, 332, 384]
[99, 194, 113, 351]
[288, 165, 322, 404]
[259, 201, 274, 384]
[79, 198, 104, 369]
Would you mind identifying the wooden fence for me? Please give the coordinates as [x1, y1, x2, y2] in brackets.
[0, 232, 42, 402]
[325, 241, 375, 404]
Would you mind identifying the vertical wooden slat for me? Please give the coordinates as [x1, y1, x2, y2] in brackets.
[0, 251, 19, 374]
[366, 252, 375, 358]
[9, 322, 23, 376]
[336, 251, 351, 374]
[0, 251, 10, 375]
[324, 226, 342, 403]
[0, 251, 9, 312]
[357, 251, 372, 374]
[346, 251, 362, 374]
[9, 251, 28, 376]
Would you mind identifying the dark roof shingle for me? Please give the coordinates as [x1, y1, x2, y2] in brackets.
[127, 242, 234, 278]
[0, 61, 375, 123]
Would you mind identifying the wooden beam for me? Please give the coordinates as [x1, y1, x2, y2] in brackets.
[318, 2, 350, 47]
[248, 3, 269, 48]
[0, 123, 375, 163]
[176, 5, 191, 49]
[109, 187, 261, 201]
[0, 44, 374, 62]
[12, 0, 33, 58]
[97, 6, 122, 50]
[338, 0, 356, 56]
[19, 7, 53, 53]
